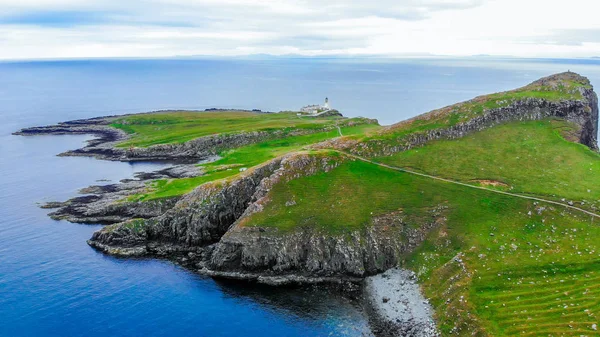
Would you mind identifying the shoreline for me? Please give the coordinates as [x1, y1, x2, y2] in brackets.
[12, 109, 279, 162]
[364, 269, 439, 337]
[14, 108, 442, 335]
[88, 236, 435, 336]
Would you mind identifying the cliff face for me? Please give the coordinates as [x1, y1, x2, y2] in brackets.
[205, 207, 444, 281]
[87, 72, 599, 284]
[88, 151, 446, 282]
[373, 95, 598, 155]
[88, 158, 285, 255]
[325, 73, 599, 157]
[15, 113, 377, 162]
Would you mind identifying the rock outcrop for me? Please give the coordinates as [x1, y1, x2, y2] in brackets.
[87, 72, 600, 285]
[15, 117, 307, 162]
[88, 151, 447, 283]
[324, 72, 599, 157]
[43, 163, 206, 224]
[203, 209, 443, 283]
[15, 111, 375, 162]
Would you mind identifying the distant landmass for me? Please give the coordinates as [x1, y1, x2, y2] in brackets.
[15, 72, 600, 336]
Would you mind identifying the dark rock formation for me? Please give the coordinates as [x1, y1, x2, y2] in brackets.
[326, 73, 599, 157]
[48, 195, 180, 224]
[87, 73, 600, 286]
[44, 163, 205, 224]
[88, 157, 287, 256]
[15, 110, 375, 162]
[204, 209, 443, 282]
[15, 118, 301, 162]
[88, 152, 446, 284]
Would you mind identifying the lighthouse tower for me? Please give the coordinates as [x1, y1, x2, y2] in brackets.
[324, 97, 330, 109]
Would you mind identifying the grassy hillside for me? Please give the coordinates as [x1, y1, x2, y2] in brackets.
[377, 119, 600, 206]
[336, 72, 594, 155]
[238, 118, 600, 335]
[128, 123, 380, 201]
[111, 73, 599, 335]
[111, 110, 350, 148]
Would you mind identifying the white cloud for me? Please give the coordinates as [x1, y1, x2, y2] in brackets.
[0, 0, 598, 59]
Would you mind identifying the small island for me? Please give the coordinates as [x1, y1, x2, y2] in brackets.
[16, 72, 600, 336]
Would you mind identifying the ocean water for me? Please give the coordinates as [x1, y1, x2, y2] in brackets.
[1, 57, 600, 337]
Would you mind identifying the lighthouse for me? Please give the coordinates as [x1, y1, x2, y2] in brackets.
[324, 97, 330, 109]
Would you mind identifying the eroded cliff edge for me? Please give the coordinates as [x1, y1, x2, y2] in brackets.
[87, 72, 600, 285]
[14, 109, 364, 162]
[320, 72, 599, 156]
[18, 110, 378, 225]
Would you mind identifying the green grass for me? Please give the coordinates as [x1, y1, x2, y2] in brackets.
[111, 110, 347, 148]
[357, 74, 592, 151]
[115, 75, 600, 335]
[376, 119, 600, 205]
[129, 169, 236, 202]
[237, 118, 600, 335]
[128, 123, 381, 201]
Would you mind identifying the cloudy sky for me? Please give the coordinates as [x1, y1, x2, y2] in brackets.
[0, 0, 599, 60]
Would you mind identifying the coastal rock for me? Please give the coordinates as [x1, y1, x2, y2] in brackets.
[88, 156, 288, 254]
[86, 73, 599, 286]
[204, 206, 445, 280]
[364, 269, 439, 337]
[45, 163, 206, 224]
[15, 111, 375, 162]
[49, 195, 180, 224]
[88, 152, 446, 283]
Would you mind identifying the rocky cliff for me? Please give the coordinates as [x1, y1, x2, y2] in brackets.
[323, 72, 599, 157]
[15, 117, 310, 162]
[15, 111, 376, 162]
[86, 72, 600, 285]
[43, 164, 205, 224]
[88, 150, 446, 284]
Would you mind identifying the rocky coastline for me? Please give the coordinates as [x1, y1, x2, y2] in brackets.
[364, 269, 439, 337]
[16, 73, 600, 336]
[81, 74, 600, 286]
[13, 109, 343, 162]
[19, 110, 376, 226]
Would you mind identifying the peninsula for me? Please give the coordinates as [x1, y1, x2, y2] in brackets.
[16, 72, 600, 336]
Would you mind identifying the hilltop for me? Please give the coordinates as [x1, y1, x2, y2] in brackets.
[17, 72, 600, 336]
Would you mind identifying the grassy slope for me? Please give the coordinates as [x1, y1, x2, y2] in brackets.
[112, 111, 347, 148]
[343, 72, 592, 153]
[115, 74, 600, 335]
[240, 119, 600, 336]
[377, 119, 600, 205]
[129, 123, 380, 201]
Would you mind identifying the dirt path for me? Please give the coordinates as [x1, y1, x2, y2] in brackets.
[339, 151, 600, 219]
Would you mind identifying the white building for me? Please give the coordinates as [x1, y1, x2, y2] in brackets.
[300, 97, 331, 114]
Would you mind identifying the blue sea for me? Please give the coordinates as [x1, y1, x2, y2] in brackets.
[2, 57, 600, 337]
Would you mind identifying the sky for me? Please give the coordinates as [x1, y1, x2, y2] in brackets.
[0, 0, 599, 60]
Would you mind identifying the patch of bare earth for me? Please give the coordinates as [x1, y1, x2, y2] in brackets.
[470, 179, 509, 188]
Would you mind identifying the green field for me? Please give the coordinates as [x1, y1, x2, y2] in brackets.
[128, 123, 380, 201]
[351, 72, 592, 152]
[238, 118, 600, 335]
[377, 119, 600, 204]
[112, 74, 600, 335]
[112, 110, 349, 148]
